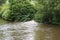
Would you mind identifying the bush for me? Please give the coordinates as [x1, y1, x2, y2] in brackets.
[2, 0, 37, 22]
[34, 0, 60, 24]
[0, 0, 6, 5]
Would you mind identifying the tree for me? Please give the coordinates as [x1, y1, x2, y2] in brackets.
[34, 0, 60, 24]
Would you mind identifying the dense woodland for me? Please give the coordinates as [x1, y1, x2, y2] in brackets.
[0, 0, 60, 24]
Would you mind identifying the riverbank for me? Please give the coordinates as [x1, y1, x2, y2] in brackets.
[0, 19, 7, 25]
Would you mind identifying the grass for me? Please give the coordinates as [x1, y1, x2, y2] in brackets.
[0, 19, 7, 25]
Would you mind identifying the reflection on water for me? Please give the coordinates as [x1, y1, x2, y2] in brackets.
[0, 20, 60, 40]
[35, 24, 60, 40]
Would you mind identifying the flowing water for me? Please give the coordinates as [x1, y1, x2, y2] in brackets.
[0, 20, 60, 40]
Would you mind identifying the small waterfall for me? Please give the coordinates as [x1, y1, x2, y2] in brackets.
[0, 20, 38, 40]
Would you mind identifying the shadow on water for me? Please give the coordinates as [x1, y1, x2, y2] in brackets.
[0, 20, 60, 40]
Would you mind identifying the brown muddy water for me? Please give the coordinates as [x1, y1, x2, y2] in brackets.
[0, 20, 60, 40]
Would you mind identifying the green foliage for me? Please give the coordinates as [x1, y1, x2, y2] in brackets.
[34, 0, 60, 24]
[1, 0, 60, 24]
[2, 0, 37, 22]
[0, 3, 10, 18]
[0, 0, 6, 5]
[2, 9, 11, 20]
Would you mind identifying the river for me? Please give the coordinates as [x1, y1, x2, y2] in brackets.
[0, 20, 60, 40]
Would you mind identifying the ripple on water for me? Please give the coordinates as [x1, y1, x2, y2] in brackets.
[0, 20, 38, 40]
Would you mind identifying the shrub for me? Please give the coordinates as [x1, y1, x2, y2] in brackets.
[2, 0, 37, 22]
[34, 0, 60, 24]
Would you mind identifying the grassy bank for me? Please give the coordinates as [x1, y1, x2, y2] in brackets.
[0, 19, 7, 25]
